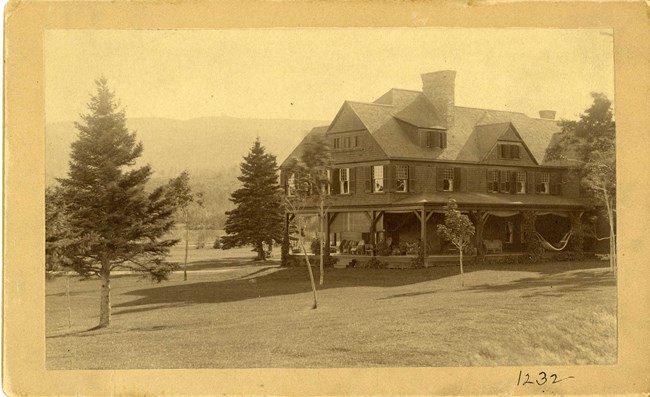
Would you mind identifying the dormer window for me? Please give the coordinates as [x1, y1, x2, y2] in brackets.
[420, 130, 447, 149]
[499, 143, 520, 159]
[333, 138, 340, 149]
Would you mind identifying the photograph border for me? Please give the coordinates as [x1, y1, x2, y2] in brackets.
[4, 1, 650, 395]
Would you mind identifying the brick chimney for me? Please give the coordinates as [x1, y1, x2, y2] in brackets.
[539, 110, 556, 120]
[421, 70, 456, 128]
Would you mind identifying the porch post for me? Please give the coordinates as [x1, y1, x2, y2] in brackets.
[370, 210, 376, 256]
[421, 207, 428, 258]
[324, 211, 331, 262]
[281, 212, 294, 265]
[474, 210, 487, 264]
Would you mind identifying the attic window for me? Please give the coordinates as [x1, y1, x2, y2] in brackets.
[499, 143, 520, 159]
[333, 138, 340, 149]
[422, 130, 447, 149]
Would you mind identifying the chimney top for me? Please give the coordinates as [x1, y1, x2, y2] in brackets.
[421, 70, 457, 128]
[539, 110, 556, 120]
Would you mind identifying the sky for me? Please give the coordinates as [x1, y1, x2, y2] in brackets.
[44, 28, 614, 123]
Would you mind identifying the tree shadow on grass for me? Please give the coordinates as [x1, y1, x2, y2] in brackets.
[113, 261, 613, 311]
[114, 266, 462, 310]
[465, 269, 616, 298]
[180, 257, 280, 271]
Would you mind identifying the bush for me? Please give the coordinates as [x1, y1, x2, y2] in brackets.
[212, 238, 222, 249]
[195, 242, 205, 249]
[376, 240, 391, 256]
[410, 240, 424, 268]
[359, 257, 388, 269]
[310, 238, 321, 255]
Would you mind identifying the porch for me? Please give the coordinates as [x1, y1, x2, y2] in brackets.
[330, 251, 526, 268]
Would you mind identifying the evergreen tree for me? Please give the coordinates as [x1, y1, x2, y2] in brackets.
[56, 77, 190, 328]
[223, 138, 284, 260]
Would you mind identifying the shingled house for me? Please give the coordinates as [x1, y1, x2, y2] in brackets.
[281, 71, 592, 265]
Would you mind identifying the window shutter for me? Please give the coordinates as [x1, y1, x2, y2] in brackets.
[441, 132, 448, 149]
[510, 171, 517, 194]
[364, 166, 372, 193]
[501, 144, 511, 159]
[454, 167, 463, 192]
[436, 167, 444, 191]
[281, 171, 288, 195]
[418, 130, 428, 147]
[384, 165, 392, 192]
[527, 171, 535, 194]
[349, 168, 356, 194]
[332, 169, 340, 195]
[550, 173, 561, 195]
[535, 172, 543, 193]
[409, 166, 416, 192]
[511, 145, 520, 159]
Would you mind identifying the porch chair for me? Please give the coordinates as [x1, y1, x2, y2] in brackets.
[483, 239, 503, 254]
[350, 240, 365, 255]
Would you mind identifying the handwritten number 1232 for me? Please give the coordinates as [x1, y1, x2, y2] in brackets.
[517, 371, 574, 386]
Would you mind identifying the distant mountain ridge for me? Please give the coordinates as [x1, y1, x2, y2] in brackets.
[46, 115, 329, 183]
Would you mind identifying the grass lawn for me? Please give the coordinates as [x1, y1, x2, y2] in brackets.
[46, 250, 617, 369]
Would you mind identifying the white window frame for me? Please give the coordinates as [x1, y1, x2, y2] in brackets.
[488, 170, 499, 193]
[287, 174, 296, 196]
[442, 167, 454, 192]
[516, 171, 526, 194]
[538, 172, 550, 194]
[339, 168, 350, 195]
[395, 165, 409, 193]
[372, 165, 385, 193]
[499, 170, 510, 193]
[323, 169, 331, 195]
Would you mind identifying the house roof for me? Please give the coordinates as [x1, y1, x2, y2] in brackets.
[284, 75, 563, 166]
[280, 125, 329, 168]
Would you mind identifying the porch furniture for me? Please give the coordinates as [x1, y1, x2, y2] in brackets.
[346, 240, 359, 254]
[339, 240, 348, 253]
[484, 239, 503, 254]
[364, 244, 375, 256]
[536, 231, 572, 251]
[350, 240, 365, 254]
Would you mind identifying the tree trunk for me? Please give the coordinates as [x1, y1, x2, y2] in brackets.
[319, 200, 325, 285]
[98, 268, 111, 328]
[256, 241, 266, 261]
[65, 271, 72, 328]
[459, 247, 465, 287]
[184, 212, 189, 281]
[603, 191, 616, 274]
[301, 241, 318, 309]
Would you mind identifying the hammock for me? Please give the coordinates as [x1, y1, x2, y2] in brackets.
[536, 231, 572, 251]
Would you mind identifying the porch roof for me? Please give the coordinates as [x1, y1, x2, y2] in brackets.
[392, 192, 589, 209]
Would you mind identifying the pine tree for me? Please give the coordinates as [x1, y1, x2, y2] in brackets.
[56, 77, 190, 328]
[223, 138, 284, 260]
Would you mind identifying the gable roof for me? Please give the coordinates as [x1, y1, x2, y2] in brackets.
[280, 126, 329, 168]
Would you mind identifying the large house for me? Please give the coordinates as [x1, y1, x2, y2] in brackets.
[281, 71, 594, 264]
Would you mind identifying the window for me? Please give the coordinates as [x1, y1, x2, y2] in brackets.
[340, 168, 350, 194]
[333, 138, 340, 149]
[499, 170, 510, 193]
[343, 136, 351, 149]
[372, 165, 385, 193]
[487, 170, 499, 193]
[424, 131, 447, 149]
[516, 171, 526, 194]
[354, 136, 359, 147]
[537, 172, 550, 194]
[323, 169, 331, 195]
[395, 165, 409, 192]
[443, 167, 454, 191]
[287, 173, 296, 196]
[499, 143, 521, 159]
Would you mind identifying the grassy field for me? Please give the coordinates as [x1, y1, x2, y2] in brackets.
[46, 249, 616, 369]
